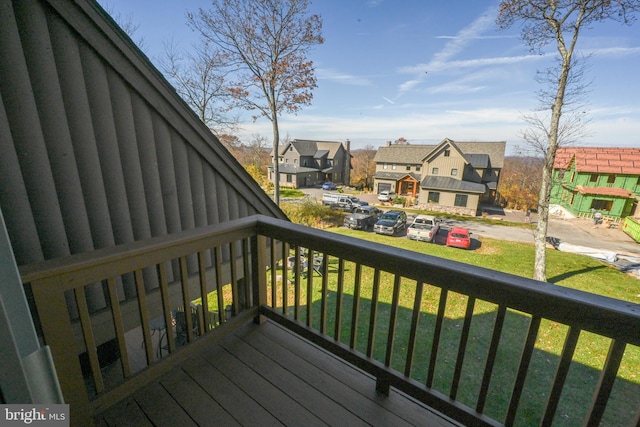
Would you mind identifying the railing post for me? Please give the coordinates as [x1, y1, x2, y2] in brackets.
[252, 234, 268, 324]
[31, 278, 92, 425]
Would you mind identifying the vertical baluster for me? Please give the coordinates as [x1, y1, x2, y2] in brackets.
[106, 277, 131, 376]
[282, 242, 289, 315]
[541, 326, 581, 425]
[319, 253, 329, 335]
[75, 286, 104, 393]
[229, 242, 239, 318]
[178, 257, 194, 342]
[214, 246, 225, 327]
[450, 296, 476, 400]
[585, 339, 627, 427]
[384, 274, 402, 368]
[293, 245, 301, 321]
[334, 258, 345, 341]
[349, 263, 362, 349]
[156, 264, 175, 354]
[242, 238, 252, 308]
[405, 281, 424, 377]
[476, 305, 507, 413]
[197, 251, 209, 333]
[306, 248, 314, 328]
[505, 315, 542, 426]
[135, 269, 155, 363]
[366, 268, 381, 358]
[270, 237, 277, 308]
[427, 288, 448, 388]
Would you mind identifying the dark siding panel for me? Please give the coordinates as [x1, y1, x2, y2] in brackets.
[0, 92, 42, 263]
[3, 0, 69, 261]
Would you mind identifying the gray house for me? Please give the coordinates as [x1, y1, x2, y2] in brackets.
[269, 139, 352, 188]
[373, 139, 506, 215]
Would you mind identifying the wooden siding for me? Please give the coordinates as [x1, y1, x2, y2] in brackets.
[0, 0, 285, 311]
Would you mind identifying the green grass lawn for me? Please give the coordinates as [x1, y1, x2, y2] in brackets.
[203, 229, 639, 426]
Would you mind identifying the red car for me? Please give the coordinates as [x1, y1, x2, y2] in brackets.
[446, 227, 471, 249]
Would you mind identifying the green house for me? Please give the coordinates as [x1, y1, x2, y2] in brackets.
[550, 147, 640, 219]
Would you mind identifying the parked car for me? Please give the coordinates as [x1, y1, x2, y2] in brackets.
[322, 181, 337, 190]
[377, 191, 396, 202]
[446, 227, 471, 249]
[344, 206, 383, 230]
[373, 210, 407, 236]
[406, 215, 440, 242]
[322, 193, 367, 212]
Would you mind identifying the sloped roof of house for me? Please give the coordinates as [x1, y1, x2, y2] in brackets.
[554, 147, 640, 175]
[374, 140, 506, 168]
[373, 172, 422, 181]
[420, 176, 486, 193]
[278, 139, 345, 158]
[574, 185, 634, 198]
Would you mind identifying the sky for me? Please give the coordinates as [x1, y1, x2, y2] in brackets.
[97, 0, 640, 154]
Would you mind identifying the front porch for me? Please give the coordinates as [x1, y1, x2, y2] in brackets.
[20, 215, 640, 426]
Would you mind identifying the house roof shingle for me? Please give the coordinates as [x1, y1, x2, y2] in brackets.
[420, 176, 486, 193]
[373, 171, 422, 181]
[278, 139, 345, 158]
[374, 140, 506, 168]
[554, 147, 640, 174]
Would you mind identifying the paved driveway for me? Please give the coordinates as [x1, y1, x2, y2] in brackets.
[299, 188, 640, 256]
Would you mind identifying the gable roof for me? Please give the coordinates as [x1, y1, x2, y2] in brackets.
[554, 147, 640, 175]
[278, 139, 345, 158]
[420, 176, 486, 193]
[0, 0, 286, 270]
[374, 139, 506, 168]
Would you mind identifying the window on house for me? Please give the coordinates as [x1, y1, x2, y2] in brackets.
[286, 174, 292, 182]
[416, 165, 421, 171]
[444, 149, 450, 157]
[383, 163, 388, 169]
[454, 194, 468, 207]
[406, 165, 411, 171]
[428, 192, 440, 203]
[607, 174, 616, 184]
[392, 164, 397, 170]
[591, 199, 613, 211]
[590, 173, 598, 183]
[432, 167, 439, 175]
[451, 168, 458, 176]
[294, 159, 297, 164]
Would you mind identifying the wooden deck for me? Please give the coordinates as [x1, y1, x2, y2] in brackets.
[94, 320, 461, 426]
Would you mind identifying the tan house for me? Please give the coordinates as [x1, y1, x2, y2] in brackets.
[373, 138, 506, 215]
[268, 139, 352, 188]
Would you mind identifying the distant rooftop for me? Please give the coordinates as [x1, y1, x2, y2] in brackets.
[554, 147, 640, 175]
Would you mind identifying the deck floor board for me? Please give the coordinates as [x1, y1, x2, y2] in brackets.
[95, 320, 461, 426]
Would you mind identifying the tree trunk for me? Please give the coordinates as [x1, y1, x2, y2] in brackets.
[271, 105, 280, 206]
[533, 57, 572, 282]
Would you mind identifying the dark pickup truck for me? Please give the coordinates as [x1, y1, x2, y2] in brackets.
[344, 206, 383, 230]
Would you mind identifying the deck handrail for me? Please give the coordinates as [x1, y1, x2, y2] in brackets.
[20, 214, 640, 426]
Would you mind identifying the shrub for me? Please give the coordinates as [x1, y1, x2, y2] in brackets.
[280, 200, 344, 228]
[392, 197, 406, 206]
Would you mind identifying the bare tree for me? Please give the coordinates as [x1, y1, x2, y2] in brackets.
[394, 137, 409, 145]
[497, 0, 640, 282]
[160, 41, 239, 135]
[248, 134, 270, 171]
[187, 0, 323, 206]
[100, 3, 146, 51]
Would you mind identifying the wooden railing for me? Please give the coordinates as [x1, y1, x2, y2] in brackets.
[20, 215, 640, 426]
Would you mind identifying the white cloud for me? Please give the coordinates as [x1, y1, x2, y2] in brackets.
[316, 68, 373, 86]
